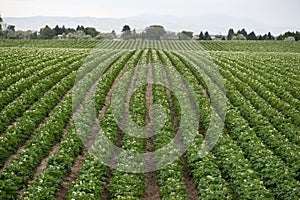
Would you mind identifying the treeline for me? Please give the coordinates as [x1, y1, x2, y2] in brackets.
[224, 28, 300, 41]
[0, 21, 299, 41]
[120, 25, 194, 40]
[0, 24, 117, 40]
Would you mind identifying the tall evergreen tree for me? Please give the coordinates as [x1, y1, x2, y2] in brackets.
[204, 31, 211, 40]
[227, 28, 234, 40]
[111, 30, 116, 38]
[54, 25, 63, 36]
[238, 28, 248, 37]
[247, 31, 257, 40]
[76, 25, 85, 32]
[61, 25, 66, 34]
[267, 32, 274, 40]
[199, 31, 204, 40]
[0, 15, 3, 30]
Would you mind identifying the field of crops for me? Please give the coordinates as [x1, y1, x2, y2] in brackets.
[0, 39, 299, 200]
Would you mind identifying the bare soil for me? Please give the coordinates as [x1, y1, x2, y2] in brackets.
[142, 56, 160, 200]
[103, 55, 141, 200]
[162, 66, 199, 200]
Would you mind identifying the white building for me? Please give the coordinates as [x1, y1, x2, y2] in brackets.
[0, 22, 8, 30]
[0, 22, 15, 31]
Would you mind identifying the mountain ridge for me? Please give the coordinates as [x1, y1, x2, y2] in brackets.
[3, 14, 298, 35]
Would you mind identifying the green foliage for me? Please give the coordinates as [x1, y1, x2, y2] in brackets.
[39, 25, 56, 39]
[227, 28, 235, 40]
[0, 40, 300, 199]
[122, 25, 131, 32]
[247, 31, 257, 40]
[199, 31, 204, 40]
[181, 30, 193, 39]
[204, 31, 211, 40]
[84, 27, 98, 37]
[143, 25, 167, 40]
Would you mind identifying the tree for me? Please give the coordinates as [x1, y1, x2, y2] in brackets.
[178, 33, 191, 40]
[199, 31, 204, 40]
[267, 32, 274, 40]
[0, 15, 3, 31]
[237, 28, 247, 37]
[122, 25, 131, 33]
[65, 28, 76, 34]
[84, 27, 98, 37]
[247, 31, 257, 40]
[62, 25, 66, 34]
[54, 25, 63, 36]
[276, 34, 284, 40]
[39, 25, 55, 39]
[111, 30, 116, 38]
[143, 25, 166, 40]
[76, 25, 85, 32]
[95, 32, 115, 40]
[227, 28, 235, 40]
[181, 31, 193, 39]
[204, 31, 211, 40]
[295, 31, 300, 41]
[262, 34, 268, 40]
[121, 25, 132, 40]
[31, 31, 38, 39]
[232, 34, 247, 40]
[67, 30, 87, 40]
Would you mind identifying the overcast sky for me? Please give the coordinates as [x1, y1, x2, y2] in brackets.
[1, 0, 299, 28]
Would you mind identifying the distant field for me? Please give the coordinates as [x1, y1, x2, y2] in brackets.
[0, 40, 299, 199]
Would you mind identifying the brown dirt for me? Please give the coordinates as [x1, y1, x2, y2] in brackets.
[1, 89, 73, 174]
[180, 156, 199, 200]
[142, 55, 160, 200]
[200, 85, 209, 99]
[56, 55, 133, 200]
[1, 136, 32, 172]
[56, 151, 87, 200]
[103, 55, 141, 200]
[161, 66, 199, 200]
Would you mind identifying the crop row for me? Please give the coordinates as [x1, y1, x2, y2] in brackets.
[0, 54, 87, 136]
[164, 51, 274, 199]
[177, 50, 300, 199]
[0, 49, 56, 81]
[97, 40, 203, 51]
[108, 49, 149, 199]
[151, 49, 190, 199]
[0, 49, 129, 199]
[213, 56, 300, 144]
[216, 54, 300, 115]
[19, 49, 134, 199]
[0, 40, 101, 48]
[0, 63, 81, 168]
[218, 52, 300, 104]
[68, 49, 143, 199]
[199, 41, 300, 53]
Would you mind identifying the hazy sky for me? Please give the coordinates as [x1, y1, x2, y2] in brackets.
[1, 0, 299, 27]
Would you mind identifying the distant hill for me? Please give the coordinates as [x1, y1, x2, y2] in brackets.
[3, 14, 298, 35]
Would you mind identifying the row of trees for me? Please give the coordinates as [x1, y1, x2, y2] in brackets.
[225, 28, 300, 41]
[121, 25, 195, 40]
[226, 28, 275, 40]
[277, 31, 300, 41]
[0, 18, 299, 41]
[0, 15, 2, 30]
[38, 25, 117, 40]
[0, 24, 117, 40]
[198, 31, 213, 40]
